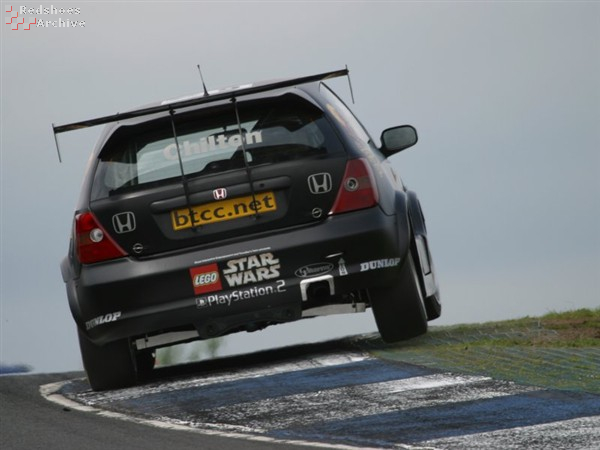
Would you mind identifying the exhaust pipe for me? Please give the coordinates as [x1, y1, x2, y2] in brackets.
[300, 275, 335, 302]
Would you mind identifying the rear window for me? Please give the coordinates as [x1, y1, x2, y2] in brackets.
[91, 95, 344, 200]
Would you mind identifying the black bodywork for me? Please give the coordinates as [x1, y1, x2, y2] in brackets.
[58, 70, 440, 389]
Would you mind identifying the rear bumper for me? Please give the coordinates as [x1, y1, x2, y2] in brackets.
[65, 206, 410, 346]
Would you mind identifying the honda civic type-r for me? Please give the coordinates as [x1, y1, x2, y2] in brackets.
[57, 69, 441, 390]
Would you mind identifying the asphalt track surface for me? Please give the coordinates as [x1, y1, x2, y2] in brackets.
[3, 339, 600, 449]
[1, 373, 314, 450]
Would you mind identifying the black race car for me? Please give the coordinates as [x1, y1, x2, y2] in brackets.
[57, 69, 441, 391]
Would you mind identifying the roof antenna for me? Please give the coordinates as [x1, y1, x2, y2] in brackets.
[197, 64, 210, 97]
[52, 123, 63, 163]
[345, 65, 355, 104]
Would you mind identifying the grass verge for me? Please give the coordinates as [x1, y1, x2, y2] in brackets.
[365, 308, 600, 394]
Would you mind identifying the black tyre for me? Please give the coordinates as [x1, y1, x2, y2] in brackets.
[370, 253, 428, 343]
[135, 349, 156, 374]
[78, 329, 137, 391]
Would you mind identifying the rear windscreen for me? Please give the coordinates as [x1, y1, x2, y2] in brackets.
[91, 95, 344, 200]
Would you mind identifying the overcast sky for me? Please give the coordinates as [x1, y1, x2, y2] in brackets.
[1, 1, 599, 373]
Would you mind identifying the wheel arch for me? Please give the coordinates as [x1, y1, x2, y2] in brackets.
[406, 190, 427, 237]
[406, 190, 441, 320]
[392, 190, 411, 260]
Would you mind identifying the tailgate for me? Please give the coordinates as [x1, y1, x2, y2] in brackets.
[89, 94, 348, 256]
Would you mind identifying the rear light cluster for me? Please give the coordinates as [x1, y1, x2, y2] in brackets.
[329, 158, 379, 215]
[75, 212, 127, 264]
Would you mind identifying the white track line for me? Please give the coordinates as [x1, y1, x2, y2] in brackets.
[421, 415, 600, 450]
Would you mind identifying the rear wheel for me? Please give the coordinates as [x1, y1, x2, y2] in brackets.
[370, 253, 428, 343]
[135, 349, 156, 374]
[78, 329, 137, 391]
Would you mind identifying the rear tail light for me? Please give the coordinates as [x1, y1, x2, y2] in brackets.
[75, 212, 127, 264]
[329, 158, 379, 215]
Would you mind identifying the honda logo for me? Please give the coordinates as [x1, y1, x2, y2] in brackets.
[213, 188, 228, 200]
[307, 173, 332, 194]
[112, 212, 136, 234]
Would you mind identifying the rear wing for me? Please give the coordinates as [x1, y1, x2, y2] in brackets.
[52, 67, 350, 162]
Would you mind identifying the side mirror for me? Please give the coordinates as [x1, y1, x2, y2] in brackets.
[380, 125, 418, 156]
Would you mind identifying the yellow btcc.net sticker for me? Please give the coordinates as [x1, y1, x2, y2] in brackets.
[171, 192, 277, 231]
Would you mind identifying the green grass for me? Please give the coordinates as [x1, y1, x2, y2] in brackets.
[367, 309, 600, 394]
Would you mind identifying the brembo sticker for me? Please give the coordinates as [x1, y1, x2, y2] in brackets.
[360, 258, 401, 272]
[190, 263, 223, 295]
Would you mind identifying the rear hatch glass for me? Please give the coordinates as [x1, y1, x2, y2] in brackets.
[89, 93, 348, 256]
